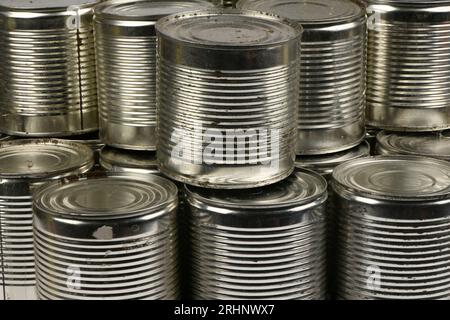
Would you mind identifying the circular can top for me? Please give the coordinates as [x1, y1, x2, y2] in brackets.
[95, 0, 214, 22]
[34, 173, 178, 220]
[237, 0, 363, 25]
[0, 139, 94, 180]
[333, 156, 450, 201]
[156, 9, 303, 49]
[296, 142, 370, 176]
[0, 0, 98, 12]
[186, 168, 327, 210]
[377, 131, 450, 161]
[99, 146, 158, 171]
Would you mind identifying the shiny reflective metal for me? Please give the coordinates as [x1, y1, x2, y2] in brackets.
[0, 139, 94, 300]
[94, 0, 214, 150]
[156, 9, 301, 188]
[333, 156, 450, 299]
[33, 172, 179, 300]
[62, 132, 104, 163]
[99, 146, 158, 174]
[0, 0, 99, 137]
[0, 133, 12, 141]
[366, 1, 450, 131]
[365, 126, 380, 155]
[185, 169, 327, 299]
[376, 131, 450, 161]
[238, 0, 366, 155]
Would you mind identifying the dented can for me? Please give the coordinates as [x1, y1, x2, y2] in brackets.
[0, 139, 94, 300]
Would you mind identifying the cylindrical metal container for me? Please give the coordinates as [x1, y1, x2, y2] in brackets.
[0, 0, 99, 137]
[185, 169, 328, 300]
[333, 156, 450, 299]
[99, 146, 158, 174]
[0, 139, 94, 300]
[376, 131, 450, 161]
[94, 0, 215, 150]
[366, 0, 450, 131]
[62, 132, 105, 164]
[33, 172, 179, 300]
[238, 0, 366, 155]
[156, 9, 301, 188]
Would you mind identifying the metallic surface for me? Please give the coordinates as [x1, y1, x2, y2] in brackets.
[376, 131, 450, 161]
[61, 132, 104, 163]
[0, 133, 12, 142]
[333, 156, 450, 299]
[365, 126, 380, 155]
[0, 0, 99, 137]
[99, 146, 158, 174]
[366, 1, 450, 131]
[238, 0, 366, 155]
[185, 169, 328, 299]
[33, 172, 179, 300]
[94, 0, 214, 150]
[0, 139, 94, 300]
[156, 9, 301, 188]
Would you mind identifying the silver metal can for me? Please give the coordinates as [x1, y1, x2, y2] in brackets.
[156, 9, 302, 189]
[0, 0, 99, 137]
[185, 169, 328, 299]
[99, 146, 158, 174]
[0, 139, 94, 300]
[61, 132, 105, 163]
[376, 131, 450, 161]
[94, 0, 214, 150]
[333, 156, 450, 299]
[237, 0, 366, 155]
[366, 1, 450, 131]
[33, 172, 179, 300]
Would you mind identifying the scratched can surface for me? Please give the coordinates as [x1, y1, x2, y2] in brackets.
[156, 9, 301, 189]
[0, 139, 94, 300]
[366, 0, 450, 131]
[33, 172, 179, 300]
[333, 156, 450, 299]
[99, 146, 158, 174]
[185, 169, 328, 299]
[0, 0, 99, 137]
[94, 0, 214, 150]
[376, 131, 450, 161]
[237, 0, 366, 155]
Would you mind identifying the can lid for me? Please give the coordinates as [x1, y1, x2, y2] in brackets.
[376, 131, 450, 161]
[237, 0, 363, 25]
[156, 9, 303, 49]
[100, 146, 158, 170]
[0, 139, 94, 180]
[186, 168, 327, 210]
[296, 142, 370, 176]
[0, 0, 98, 11]
[333, 156, 450, 201]
[34, 173, 178, 220]
[95, 0, 214, 22]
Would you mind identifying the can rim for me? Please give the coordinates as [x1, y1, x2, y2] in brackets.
[0, 0, 99, 13]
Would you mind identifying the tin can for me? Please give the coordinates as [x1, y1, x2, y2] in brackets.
[99, 146, 158, 174]
[33, 172, 179, 300]
[366, 1, 450, 131]
[0, 139, 94, 300]
[0, 0, 99, 137]
[185, 169, 328, 299]
[156, 9, 301, 189]
[94, 0, 214, 150]
[376, 131, 450, 161]
[237, 0, 366, 155]
[333, 156, 450, 299]
[61, 132, 104, 164]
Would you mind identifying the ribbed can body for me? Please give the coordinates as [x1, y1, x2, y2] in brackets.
[156, 10, 301, 188]
[0, 2, 99, 136]
[366, 1, 450, 131]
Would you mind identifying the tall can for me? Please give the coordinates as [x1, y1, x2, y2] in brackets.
[0, 139, 94, 300]
[333, 156, 450, 299]
[185, 169, 328, 299]
[237, 0, 367, 155]
[156, 9, 302, 188]
[33, 173, 179, 300]
[0, 0, 99, 137]
[94, 0, 215, 150]
[366, 0, 450, 131]
[99, 146, 158, 174]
